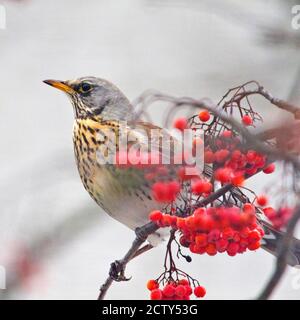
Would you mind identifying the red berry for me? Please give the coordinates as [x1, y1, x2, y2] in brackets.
[147, 279, 159, 291]
[222, 130, 232, 138]
[204, 150, 215, 163]
[184, 285, 193, 296]
[214, 149, 230, 163]
[243, 203, 255, 214]
[242, 115, 253, 126]
[162, 284, 176, 297]
[216, 238, 228, 252]
[248, 241, 261, 251]
[215, 168, 232, 183]
[195, 233, 208, 247]
[263, 207, 276, 219]
[149, 210, 163, 222]
[263, 163, 275, 174]
[192, 180, 212, 194]
[194, 208, 206, 216]
[179, 235, 190, 247]
[231, 173, 245, 186]
[194, 286, 206, 298]
[227, 242, 239, 256]
[175, 285, 186, 297]
[152, 181, 180, 203]
[222, 227, 234, 240]
[176, 217, 186, 229]
[150, 289, 163, 300]
[206, 243, 217, 256]
[174, 117, 188, 131]
[161, 214, 173, 226]
[248, 230, 261, 243]
[207, 229, 221, 242]
[240, 227, 250, 239]
[246, 150, 257, 163]
[178, 279, 189, 286]
[199, 110, 210, 122]
[256, 195, 268, 207]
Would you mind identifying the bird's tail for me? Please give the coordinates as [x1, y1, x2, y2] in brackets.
[260, 219, 300, 267]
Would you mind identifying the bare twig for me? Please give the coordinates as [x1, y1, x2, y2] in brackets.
[257, 205, 300, 300]
[97, 222, 158, 300]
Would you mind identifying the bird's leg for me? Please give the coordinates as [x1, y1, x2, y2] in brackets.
[108, 224, 157, 282]
[109, 260, 130, 282]
[109, 244, 153, 282]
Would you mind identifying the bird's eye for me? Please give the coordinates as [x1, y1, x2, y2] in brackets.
[79, 82, 92, 93]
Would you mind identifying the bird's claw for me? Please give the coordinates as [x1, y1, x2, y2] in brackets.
[109, 260, 131, 282]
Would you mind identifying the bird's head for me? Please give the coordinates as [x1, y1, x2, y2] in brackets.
[43, 76, 133, 120]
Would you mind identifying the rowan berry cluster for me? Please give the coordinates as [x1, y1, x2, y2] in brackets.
[263, 206, 293, 230]
[150, 204, 264, 257]
[172, 110, 276, 189]
[147, 278, 206, 300]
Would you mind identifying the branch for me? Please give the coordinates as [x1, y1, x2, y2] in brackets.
[97, 222, 158, 300]
[257, 206, 300, 300]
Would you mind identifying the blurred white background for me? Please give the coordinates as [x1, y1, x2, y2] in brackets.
[0, 0, 300, 299]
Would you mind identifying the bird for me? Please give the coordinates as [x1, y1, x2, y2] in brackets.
[44, 76, 300, 266]
[43, 77, 176, 248]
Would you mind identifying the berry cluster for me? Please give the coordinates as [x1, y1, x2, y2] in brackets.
[263, 206, 293, 230]
[147, 279, 206, 300]
[173, 112, 275, 189]
[150, 205, 264, 257]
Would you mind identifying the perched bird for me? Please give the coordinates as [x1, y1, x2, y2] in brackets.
[43, 77, 174, 246]
[44, 77, 300, 266]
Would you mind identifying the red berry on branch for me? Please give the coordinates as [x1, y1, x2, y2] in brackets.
[174, 117, 188, 131]
[147, 279, 159, 291]
[215, 149, 230, 163]
[206, 243, 217, 256]
[194, 286, 206, 298]
[184, 285, 193, 296]
[221, 130, 232, 138]
[215, 168, 232, 183]
[248, 230, 261, 243]
[199, 110, 211, 122]
[263, 163, 275, 174]
[242, 115, 253, 126]
[227, 242, 239, 256]
[195, 233, 208, 247]
[149, 210, 163, 222]
[248, 241, 261, 251]
[162, 284, 176, 297]
[179, 235, 190, 247]
[256, 195, 268, 207]
[208, 229, 221, 242]
[192, 180, 212, 195]
[150, 289, 163, 300]
[216, 238, 228, 252]
[175, 285, 186, 297]
[243, 203, 255, 214]
[204, 149, 215, 164]
[263, 207, 276, 219]
[178, 279, 189, 286]
[152, 181, 180, 203]
[231, 172, 245, 186]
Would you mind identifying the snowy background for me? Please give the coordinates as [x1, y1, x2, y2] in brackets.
[0, 0, 300, 299]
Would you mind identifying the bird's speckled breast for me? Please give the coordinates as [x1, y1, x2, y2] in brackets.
[72, 117, 159, 230]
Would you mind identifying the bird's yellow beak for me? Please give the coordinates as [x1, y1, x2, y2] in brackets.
[43, 79, 74, 93]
